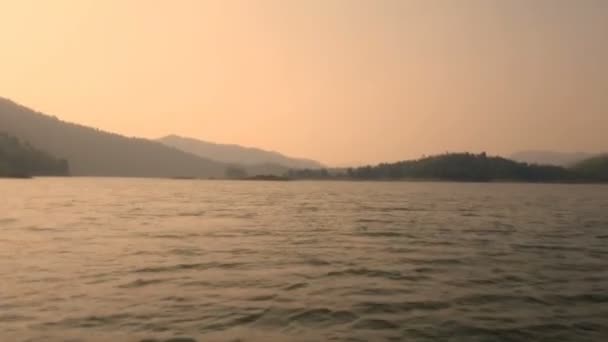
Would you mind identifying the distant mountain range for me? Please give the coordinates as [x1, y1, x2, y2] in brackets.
[0, 97, 226, 178]
[0, 97, 322, 178]
[2, 96, 604, 181]
[158, 135, 324, 169]
[509, 150, 598, 166]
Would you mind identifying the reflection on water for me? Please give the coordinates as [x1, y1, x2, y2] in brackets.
[1, 179, 607, 341]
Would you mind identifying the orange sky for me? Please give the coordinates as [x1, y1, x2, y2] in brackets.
[1, 0, 607, 165]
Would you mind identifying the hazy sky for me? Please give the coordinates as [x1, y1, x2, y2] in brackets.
[1, 0, 607, 165]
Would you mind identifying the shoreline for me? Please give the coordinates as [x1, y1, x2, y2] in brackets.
[6, 175, 607, 185]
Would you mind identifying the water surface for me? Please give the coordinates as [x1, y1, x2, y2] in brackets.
[1, 179, 607, 341]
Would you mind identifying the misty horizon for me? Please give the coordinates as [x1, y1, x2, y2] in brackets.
[2, 0, 607, 165]
[1, 95, 605, 169]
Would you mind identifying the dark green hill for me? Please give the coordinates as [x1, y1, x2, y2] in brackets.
[0, 97, 227, 178]
[290, 153, 583, 182]
[349, 153, 575, 182]
[0, 132, 69, 177]
[571, 155, 608, 182]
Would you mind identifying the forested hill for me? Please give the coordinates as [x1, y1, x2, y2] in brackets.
[288, 153, 606, 182]
[571, 155, 608, 182]
[0, 97, 227, 178]
[0, 132, 69, 177]
[347, 153, 575, 182]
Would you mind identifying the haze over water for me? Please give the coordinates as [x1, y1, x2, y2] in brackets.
[2, 178, 607, 341]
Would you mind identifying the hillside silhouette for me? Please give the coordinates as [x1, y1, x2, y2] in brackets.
[288, 153, 604, 182]
[572, 154, 608, 182]
[0, 98, 227, 178]
[2, 97, 605, 182]
[0, 132, 69, 177]
[158, 135, 323, 169]
[347, 153, 575, 182]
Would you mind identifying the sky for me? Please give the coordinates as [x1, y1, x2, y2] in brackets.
[1, 0, 607, 165]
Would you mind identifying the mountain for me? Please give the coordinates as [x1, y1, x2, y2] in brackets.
[0, 132, 69, 177]
[0, 97, 228, 178]
[510, 150, 596, 166]
[158, 135, 324, 169]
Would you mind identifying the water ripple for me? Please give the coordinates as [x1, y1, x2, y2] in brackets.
[1, 179, 607, 341]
